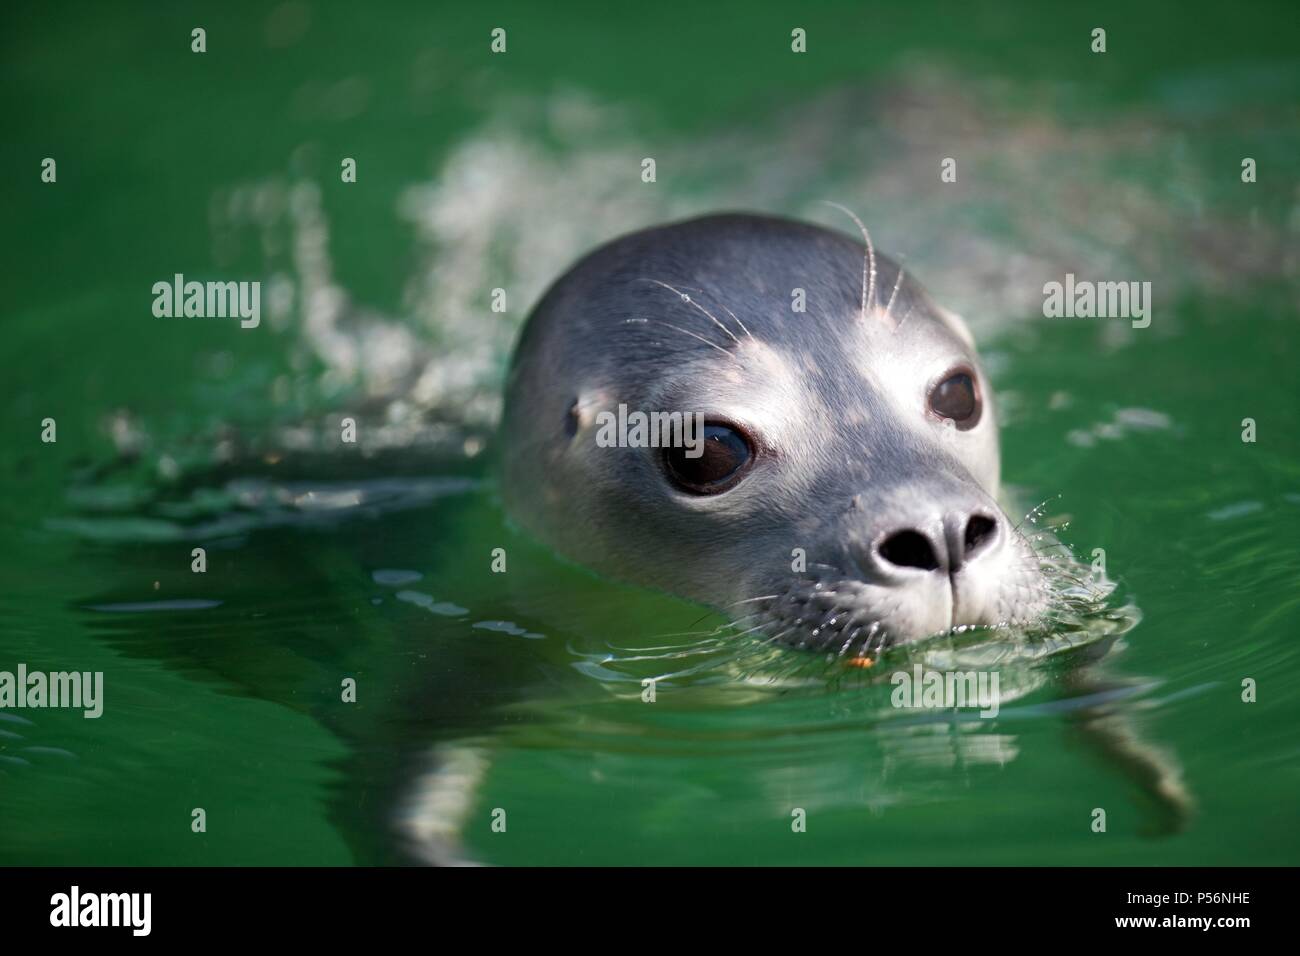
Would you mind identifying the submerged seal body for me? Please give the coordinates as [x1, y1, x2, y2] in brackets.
[501, 212, 1050, 652]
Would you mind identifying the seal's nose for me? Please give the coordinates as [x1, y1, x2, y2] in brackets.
[875, 511, 1002, 575]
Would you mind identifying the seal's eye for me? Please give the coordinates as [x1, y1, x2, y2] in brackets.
[928, 368, 981, 430]
[663, 423, 754, 495]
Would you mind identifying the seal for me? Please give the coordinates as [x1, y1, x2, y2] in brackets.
[501, 212, 1051, 653]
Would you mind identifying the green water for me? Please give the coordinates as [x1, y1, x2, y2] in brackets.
[2, 1, 1298, 865]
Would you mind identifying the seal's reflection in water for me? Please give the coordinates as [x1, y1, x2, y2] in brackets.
[396, 668, 1194, 865]
[59, 457, 1190, 864]
[396, 592, 1193, 865]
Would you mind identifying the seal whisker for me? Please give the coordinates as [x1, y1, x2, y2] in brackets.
[649, 279, 754, 342]
[884, 259, 907, 328]
[1014, 494, 1063, 533]
[638, 319, 739, 361]
[714, 299, 754, 342]
[640, 615, 758, 643]
[723, 594, 780, 608]
[818, 200, 877, 318]
[638, 277, 742, 346]
[762, 627, 797, 647]
[1035, 542, 1077, 556]
[728, 620, 777, 641]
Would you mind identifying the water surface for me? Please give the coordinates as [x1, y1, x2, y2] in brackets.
[2, 1, 1298, 865]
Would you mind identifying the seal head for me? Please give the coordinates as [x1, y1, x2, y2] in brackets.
[501, 213, 1049, 651]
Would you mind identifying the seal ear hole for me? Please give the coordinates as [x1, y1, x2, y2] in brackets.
[564, 399, 580, 439]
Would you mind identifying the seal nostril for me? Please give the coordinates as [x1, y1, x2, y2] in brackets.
[878, 530, 940, 571]
[964, 514, 998, 558]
